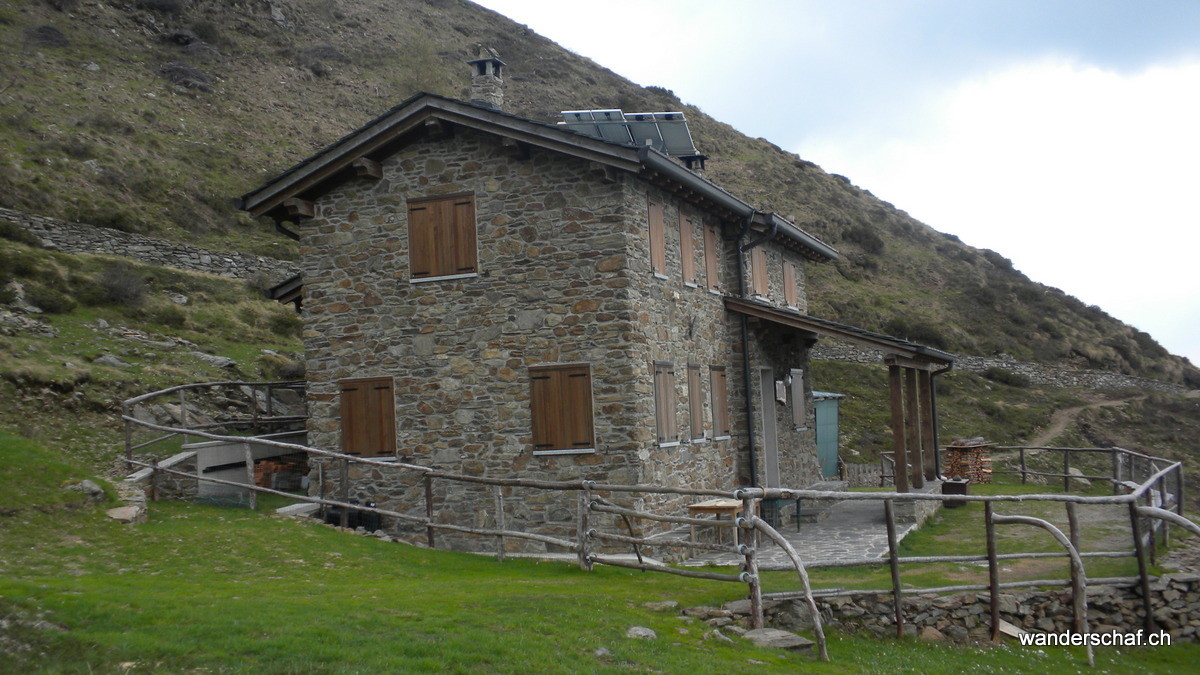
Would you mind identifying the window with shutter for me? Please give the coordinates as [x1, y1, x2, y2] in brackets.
[704, 223, 721, 292]
[687, 363, 704, 441]
[710, 366, 730, 439]
[648, 200, 667, 277]
[784, 260, 799, 309]
[750, 246, 768, 297]
[529, 364, 595, 452]
[339, 377, 396, 457]
[408, 193, 477, 280]
[681, 216, 696, 286]
[791, 368, 807, 428]
[654, 362, 677, 445]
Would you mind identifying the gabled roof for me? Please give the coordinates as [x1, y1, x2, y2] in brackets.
[236, 93, 839, 262]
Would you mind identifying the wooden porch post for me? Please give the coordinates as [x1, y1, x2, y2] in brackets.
[904, 368, 924, 490]
[918, 369, 937, 481]
[888, 364, 909, 493]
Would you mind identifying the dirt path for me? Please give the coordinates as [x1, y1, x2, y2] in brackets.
[1027, 395, 1146, 447]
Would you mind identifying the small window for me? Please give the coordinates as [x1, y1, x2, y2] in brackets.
[681, 216, 697, 286]
[704, 223, 721, 292]
[648, 200, 666, 277]
[784, 260, 799, 309]
[529, 364, 595, 452]
[687, 363, 704, 441]
[750, 246, 768, 297]
[339, 377, 396, 457]
[790, 368, 807, 428]
[408, 193, 477, 280]
[654, 362, 677, 445]
[710, 366, 730, 439]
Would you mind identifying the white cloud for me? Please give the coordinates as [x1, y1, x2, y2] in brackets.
[801, 58, 1200, 362]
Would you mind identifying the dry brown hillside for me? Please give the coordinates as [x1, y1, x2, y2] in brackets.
[1, 0, 1196, 384]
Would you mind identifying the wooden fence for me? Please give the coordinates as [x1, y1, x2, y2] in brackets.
[121, 381, 1198, 664]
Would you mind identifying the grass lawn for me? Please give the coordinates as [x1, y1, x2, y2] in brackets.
[3, 433, 1199, 673]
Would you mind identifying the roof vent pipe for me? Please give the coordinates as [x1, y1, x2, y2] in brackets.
[467, 44, 506, 111]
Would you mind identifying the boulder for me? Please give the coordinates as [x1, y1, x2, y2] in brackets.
[625, 626, 656, 640]
[643, 600, 678, 612]
[106, 505, 146, 524]
[741, 628, 815, 650]
[65, 479, 105, 502]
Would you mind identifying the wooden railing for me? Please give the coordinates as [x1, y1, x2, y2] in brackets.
[120, 383, 1196, 665]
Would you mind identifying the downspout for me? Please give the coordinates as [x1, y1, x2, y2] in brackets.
[731, 211, 775, 488]
[930, 361, 954, 478]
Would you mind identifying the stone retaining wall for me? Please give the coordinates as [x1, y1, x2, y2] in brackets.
[1, 207, 298, 284]
[767, 574, 1200, 642]
[811, 342, 1187, 394]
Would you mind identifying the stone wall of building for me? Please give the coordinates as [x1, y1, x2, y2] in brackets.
[811, 341, 1188, 393]
[301, 127, 646, 550]
[1, 206, 298, 283]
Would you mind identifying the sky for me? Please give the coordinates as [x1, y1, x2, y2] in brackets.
[475, 0, 1200, 366]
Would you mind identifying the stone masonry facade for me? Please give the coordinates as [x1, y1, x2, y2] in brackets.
[297, 122, 824, 550]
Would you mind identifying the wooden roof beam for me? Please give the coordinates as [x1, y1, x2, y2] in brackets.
[352, 157, 383, 180]
[283, 198, 315, 220]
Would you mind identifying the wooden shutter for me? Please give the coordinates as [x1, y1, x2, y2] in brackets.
[530, 364, 594, 451]
[791, 368, 806, 427]
[784, 261, 798, 308]
[710, 366, 730, 438]
[751, 246, 768, 297]
[680, 216, 696, 285]
[688, 364, 704, 440]
[340, 377, 396, 457]
[408, 194, 476, 279]
[654, 362, 676, 444]
[704, 223, 720, 291]
[648, 200, 666, 276]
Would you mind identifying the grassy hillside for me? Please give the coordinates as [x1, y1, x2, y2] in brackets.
[5, 432, 1199, 672]
[0, 0, 1196, 384]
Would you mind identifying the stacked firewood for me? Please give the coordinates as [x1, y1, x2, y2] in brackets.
[943, 440, 994, 483]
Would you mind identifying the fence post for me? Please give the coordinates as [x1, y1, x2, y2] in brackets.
[1128, 501, 1155, 631]
[150, 458, 160, 502]
[339, 457, 350, 527]
[884, 499, 904, 638]
[742, 496, 763, 630]
[178, 388, 189, 447]
[494, 486, 506, 563]
[985, 501, 1000, 643]
[123, 404, 134, 470]
[1112, 451, 1121, 495]
[245, 442, 257, 510]
[1066, 502, 1080, 554]
[265, 385, 274, 420]
[424, 474, 436, 548]
[1176, 465, 1185, 517]
[1145, 491, 1157, 565]
[1063, 448, 1071, 492]
[1158, 477, 1170, 548]
[577, 484, 593, 571]
[248, 384, 259, 434]
[1019, 448, 1027, 485]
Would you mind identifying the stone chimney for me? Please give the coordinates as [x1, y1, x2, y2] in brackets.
[467, 44, 506, 111]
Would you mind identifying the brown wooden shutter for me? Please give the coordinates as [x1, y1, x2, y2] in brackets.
[704, 223, 720, 291]
[784, 261, 798, 308]
[680, 216, 696, 285]
[451, 196, 477, 274]
[688, 364, 704, 440]
[648, 200, 666, 276]
[654, 362, 676, 444]
[710, 366, 730, 438]
[530, 364, 594, 451]
[408, 204, 435, 279]
[340, 377, 396, 457]
[408, 194, 476, 279]
[751, 246, 768, 297]
[791, 368, 806, 427]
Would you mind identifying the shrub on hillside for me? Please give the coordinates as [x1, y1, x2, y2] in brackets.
[981, 367, 1030, 388]
[97, 264, 146, 306]
[268, 310, 303, 337]
[24, 284, 76, 314]
[842, 224, 885, 255]
[147, 303, 187, 329]
[0, 221, 42, 248]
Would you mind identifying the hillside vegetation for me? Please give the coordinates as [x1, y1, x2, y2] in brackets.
[1, 0, 1196, 385]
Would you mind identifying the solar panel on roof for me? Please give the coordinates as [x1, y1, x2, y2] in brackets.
[557, 109, 700, 157]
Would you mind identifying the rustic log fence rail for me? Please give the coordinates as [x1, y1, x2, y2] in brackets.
[120, 382, 1198, 664]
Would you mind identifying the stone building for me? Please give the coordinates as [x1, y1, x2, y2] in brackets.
[237, 53, 952, 547]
